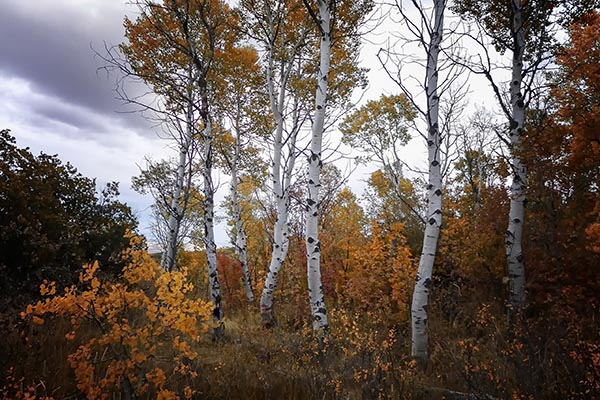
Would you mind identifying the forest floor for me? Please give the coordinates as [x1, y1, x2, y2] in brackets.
[0, 293, 533, 400]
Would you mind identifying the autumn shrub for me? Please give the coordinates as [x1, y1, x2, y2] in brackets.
[216, 251, 247, 311]
[0, 129, 138, 306]
[20, 234, 214, 399]
[0, 367, 55, 400]
[342, 221, 414, 319]
[586, 200, 600, 254]
[177, 249, 209, 297]
[425, 284, 600, 400]
[325, 307, 417, 400]
[437, 184, 508, 286]
[161, 302, 418, 400]
[570, 341, 600, 398]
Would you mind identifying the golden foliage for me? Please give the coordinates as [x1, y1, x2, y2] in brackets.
[20, 233, 213, 399]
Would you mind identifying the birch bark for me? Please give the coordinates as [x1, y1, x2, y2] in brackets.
[169, 0, 225, 331]
[258, 3, 305, 327]
[506, 0, 527, 311]
[305, 0, 332, 334]
[411, 0, 444, 363]
[231, 129, 254, 303]
[161, 68, 195, 272]
[259, 118, 295, 326]
[201, 115, 223, 333]
[160, 137, 187, 272]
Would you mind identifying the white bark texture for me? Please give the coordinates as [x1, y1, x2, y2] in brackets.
[231, 132, 254, 303]
[160, 69, 195, 272]
[202, 118, 224, 331]
[305, 0, 331, 334]
[259, 127, 293, 326]
[259, 5, 303, 327]
[411, 0, 444, 363]
[506, 0, 527, 312]
[160, 140, 187, 272]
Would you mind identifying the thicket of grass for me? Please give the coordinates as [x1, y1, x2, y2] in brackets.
[1, 244, 598, 399]
[2, 284, 597, 399]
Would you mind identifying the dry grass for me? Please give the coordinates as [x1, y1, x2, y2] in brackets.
[1, 281, 597, 399]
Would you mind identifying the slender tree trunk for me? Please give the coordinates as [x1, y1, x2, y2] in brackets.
[260, 13, 289, 327]
[258, 2, 304, 328]
[200, 86, 223, 334]
[506, 0, 527, 312]
[260, 127, 291, 326]
[231, 132, 254, 303]
[305, 0, 331, 335]
[411, 0, 444, 364]
[161, 67, 195, 272]
[161, 140, 187, 272]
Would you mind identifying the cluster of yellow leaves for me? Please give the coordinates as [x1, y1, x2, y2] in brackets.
[320, 186, 415, 320]
[123, 0, 238, 105]
[438, 184, 507, 281]
[21, 233, 213, 399]
[344, 220, 414, 318]
[326, 307, 416, 399]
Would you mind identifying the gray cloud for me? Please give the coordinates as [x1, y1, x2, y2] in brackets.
[0, 1, 153, 135]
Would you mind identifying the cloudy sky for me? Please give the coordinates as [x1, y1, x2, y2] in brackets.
[0, 0, 495, 247]
[0, 0, 191, 244]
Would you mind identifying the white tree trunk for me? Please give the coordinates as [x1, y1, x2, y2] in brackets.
[160, 71, 194, 272]
[160, 141, 187, 272]
[231, 133, 254, 303]
[258, 7, 304, 327]
[202, 117, 223, 333]
[411, 0, 444, 363]
[305, 0, 331, 334]
[506, 0, 526, 312]
[259, 122, 292, 326]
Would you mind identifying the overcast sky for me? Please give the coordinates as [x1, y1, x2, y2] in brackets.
[0, 0, 496, 248]
[0, 0, 184, 245]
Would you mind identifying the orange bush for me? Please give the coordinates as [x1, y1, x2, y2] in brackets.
[21, 234, 213, 399]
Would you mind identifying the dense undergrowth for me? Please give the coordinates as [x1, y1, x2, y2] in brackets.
[1, 235, 599, 399]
